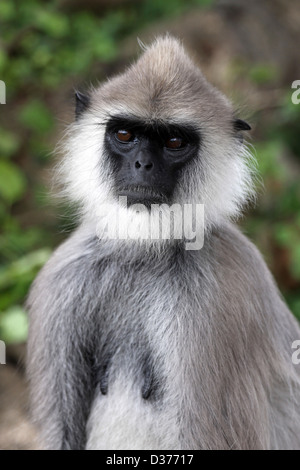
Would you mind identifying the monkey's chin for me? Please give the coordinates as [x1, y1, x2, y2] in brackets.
[117, 189, 168, 210]
[126, 196, 165, 210]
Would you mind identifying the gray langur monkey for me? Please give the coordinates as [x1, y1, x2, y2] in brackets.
[27, 36, 300, 450]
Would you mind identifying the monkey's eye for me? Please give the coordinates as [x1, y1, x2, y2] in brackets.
[165, 137, 186, 150]
[115, 130, 133, 143]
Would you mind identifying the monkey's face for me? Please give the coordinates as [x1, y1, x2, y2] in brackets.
[104, 116, 200, 208]
[60, 37, 253, 241]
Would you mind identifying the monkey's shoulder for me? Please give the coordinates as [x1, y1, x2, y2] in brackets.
[204, 223, 285, 306]
[26, 229, 107, 312]
[207, 223, 294, 319]
[210, 223, 273, 279]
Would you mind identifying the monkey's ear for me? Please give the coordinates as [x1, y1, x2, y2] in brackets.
[234, 119, 251, 131]
[75, 91, 90, 119]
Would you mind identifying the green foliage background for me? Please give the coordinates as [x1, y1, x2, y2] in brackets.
[0, 0, 299, 343]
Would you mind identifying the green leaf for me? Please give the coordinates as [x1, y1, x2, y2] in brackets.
[0, 48, 8, 73]
[19, 99, 54, 133]
[0, 306, 28, 344]
[0, 0, 15, 21]
[0, 248, 51, 289]
[249, 64, 279, 85]
[274, 225, 295, 246]
[286, 294, 300, 321]
[0, 129, 20, 157]
[256, 141, 286, 180]
[0, 160, 27, 203]
[291, 244, 300, 280]
[35, 10, 69, 38]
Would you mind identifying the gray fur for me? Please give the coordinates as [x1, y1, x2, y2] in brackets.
[27, 36, 300, 450]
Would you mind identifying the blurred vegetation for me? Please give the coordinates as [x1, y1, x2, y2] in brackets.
[0, 0, 299, 344]
[245, 95, 300, 319]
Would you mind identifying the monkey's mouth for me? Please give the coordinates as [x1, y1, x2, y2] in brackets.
[117, 185, 168, 208]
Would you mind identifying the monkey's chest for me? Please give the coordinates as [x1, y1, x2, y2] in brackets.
[85, 265, 198, 450]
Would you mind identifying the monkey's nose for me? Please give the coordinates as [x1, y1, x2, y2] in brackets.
[134, 160, 153, 171]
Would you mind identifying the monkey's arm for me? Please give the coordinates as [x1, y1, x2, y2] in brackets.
[27, 228, 101, 450]
[214, 223, 300, 371]
[212, 223, 300, 449]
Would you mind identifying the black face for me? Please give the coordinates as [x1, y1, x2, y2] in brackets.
[104, 116, 200, 207]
